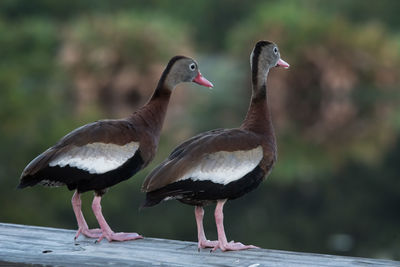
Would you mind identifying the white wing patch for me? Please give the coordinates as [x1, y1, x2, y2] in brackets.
[178, 146, 263, 185]
[49, 142, 139, 174]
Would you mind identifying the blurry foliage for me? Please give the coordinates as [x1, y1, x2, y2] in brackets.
[0, 16, 80, 226]
[319, 0, 400, 32]
[0, 0, 268, 51]
[0, 0, 399, 261]
[60, 11, 192, 117]
[0, 17, 67, 175]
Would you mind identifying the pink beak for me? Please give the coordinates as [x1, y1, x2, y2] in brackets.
[193, 72, 214, 88]
[276, 58, 290, 69]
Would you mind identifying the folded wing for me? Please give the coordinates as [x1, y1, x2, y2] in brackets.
[19, 119, 140, 188]
[142, 128, 263, 192]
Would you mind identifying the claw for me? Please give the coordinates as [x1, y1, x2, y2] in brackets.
[212, 241, 259, 252]
[97, 231, 143, 242]
[198, 239, 219, 249]
[74, 227, 103, 240]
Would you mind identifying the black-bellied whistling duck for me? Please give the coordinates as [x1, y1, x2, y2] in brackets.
[142, 41, 289, 251]
[18, 56, 213, 242]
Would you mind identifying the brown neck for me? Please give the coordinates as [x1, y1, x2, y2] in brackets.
[129, 85, 172, 138]
[241, 70, 274, 137]
[128, 56, 179, 137]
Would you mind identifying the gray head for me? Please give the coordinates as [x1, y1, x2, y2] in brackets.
[250, 41, 289, 86]
[161, 56, 213, 90]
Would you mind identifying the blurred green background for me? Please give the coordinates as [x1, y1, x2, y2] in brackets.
[1, 0, 399, 260]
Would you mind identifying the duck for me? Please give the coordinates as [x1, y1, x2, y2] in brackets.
[18, 55, 213, 242]
[141, 41, 289, 251]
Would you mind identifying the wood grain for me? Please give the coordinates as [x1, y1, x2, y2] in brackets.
[0, 223, 398, 267]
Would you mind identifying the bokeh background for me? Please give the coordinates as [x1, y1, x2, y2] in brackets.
[1, 0, 399, 260]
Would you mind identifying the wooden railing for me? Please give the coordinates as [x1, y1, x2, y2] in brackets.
[0, 223, 398, 266]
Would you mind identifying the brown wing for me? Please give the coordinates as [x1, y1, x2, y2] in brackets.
[142, 128, 263, 192]
[20, 119, 140, 178]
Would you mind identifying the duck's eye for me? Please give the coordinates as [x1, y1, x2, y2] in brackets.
[273, 47, 278, 54]
[189, 63, 196, 71]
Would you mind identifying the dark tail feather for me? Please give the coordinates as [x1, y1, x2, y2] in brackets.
[17, 175, 41, 189]
[140, 192, 164, 209]
[141, 187, 186, 209]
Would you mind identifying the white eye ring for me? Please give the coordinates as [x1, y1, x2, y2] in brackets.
[273, 47, 278, 54]
[189, 63, 196, 71]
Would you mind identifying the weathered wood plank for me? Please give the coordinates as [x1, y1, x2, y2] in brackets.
[0, 223, 398, 267]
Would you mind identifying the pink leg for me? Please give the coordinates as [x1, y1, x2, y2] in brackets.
[212, 199, 259, 252]
[71, 191, 102, 240]
[92, 195, 143, 242]
[195, 206, 218, 250]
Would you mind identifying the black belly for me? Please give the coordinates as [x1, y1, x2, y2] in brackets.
[20, 152, 144, 194]
[144, 165, 266, 207]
